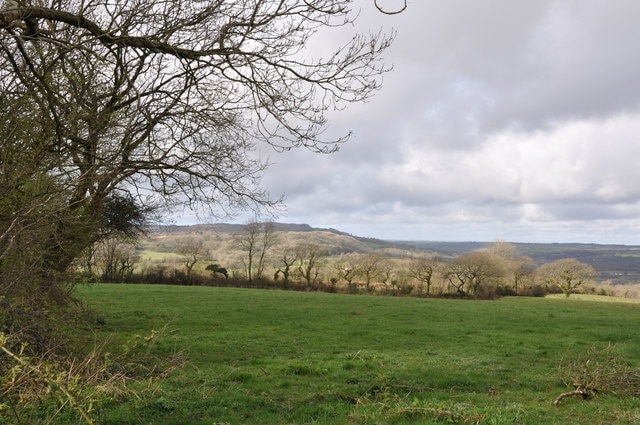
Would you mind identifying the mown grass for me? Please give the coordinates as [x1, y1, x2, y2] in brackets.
[77, 284, 640, 424]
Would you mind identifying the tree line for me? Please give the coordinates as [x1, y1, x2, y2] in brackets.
[80, 223, 600, 299]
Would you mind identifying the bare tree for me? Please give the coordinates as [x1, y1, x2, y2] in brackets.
[176, 238, 208, 278]
[537, 258, 598, 298]
[378, 257, 394, 288]
[296, 244, 323, 288]
[274, 246, 298, 284]
[236, 220, 276, 281]
[236, 222, 260, 282]
[355, 253, 384, 290]
[407, 257, 440, 296]
[335, 263, 357, 286]
[94, 237, 140, 282]
[444, 251, 505, 297]
[334, 253, 359, 288]
[0, 0, 393, 278]
[256, 221, 277, 279]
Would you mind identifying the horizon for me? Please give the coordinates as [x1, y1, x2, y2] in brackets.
[160, 220, 640, 247]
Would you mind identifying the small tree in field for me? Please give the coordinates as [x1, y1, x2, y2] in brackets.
[274, 246, 298, 284]
[256, 222, 277, 280]
[296, 244, 324, 288]
[355, 253, 385, 291]
[537, 258, 597, 298]
[333, 253, 359, 291]
[407, 257, 440, 296]
[177, 238, 208, 279]
[237, 221, 277, 281]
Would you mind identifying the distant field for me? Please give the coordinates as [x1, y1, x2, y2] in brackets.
[78, 285, 640, 424]
[545, 294, 640, 304]
[138, 250, 181, 262]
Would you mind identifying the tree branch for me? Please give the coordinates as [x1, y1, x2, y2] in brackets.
[374, 0, 407, 15]
[553, 388, 589, 406]
[1, 7, 238, 59]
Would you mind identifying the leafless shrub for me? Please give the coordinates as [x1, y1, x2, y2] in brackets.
[554, 344, 640, 406]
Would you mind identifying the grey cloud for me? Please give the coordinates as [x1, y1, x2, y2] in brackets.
[240, 1, 640, 243]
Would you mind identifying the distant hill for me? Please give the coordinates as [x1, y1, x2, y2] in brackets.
[147, 223, 640, 284]
[150, 222, 345, 235]
[399, 241, 640, 284]
[144, 223, 424, 269]
[149, 223, 408, 253]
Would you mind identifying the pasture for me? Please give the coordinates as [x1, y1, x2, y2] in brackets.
[77, 284, 640, 424]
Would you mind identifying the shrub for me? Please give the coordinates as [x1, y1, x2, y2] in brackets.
[554, 344, 640, 406]
[0, 323, 184, 424]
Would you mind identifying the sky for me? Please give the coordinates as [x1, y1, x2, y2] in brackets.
[220, 1, 640, 244]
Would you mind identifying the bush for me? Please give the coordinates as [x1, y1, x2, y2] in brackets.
[518, 284, 549, 297]
[495, 285, 516, 297]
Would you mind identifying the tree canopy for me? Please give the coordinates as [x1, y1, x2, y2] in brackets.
[537, 258, 598, 297]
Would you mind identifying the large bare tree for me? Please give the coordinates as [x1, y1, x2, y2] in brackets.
[0, 1, 393, 275]
[0, 1, 395, 355]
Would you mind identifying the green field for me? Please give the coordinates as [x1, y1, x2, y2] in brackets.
[77, 284, 640, 424]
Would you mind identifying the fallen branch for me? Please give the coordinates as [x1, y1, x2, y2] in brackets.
[553, 388, 589, 406]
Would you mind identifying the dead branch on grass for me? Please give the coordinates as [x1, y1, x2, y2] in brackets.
[553, 388, 589, 406]
[554, 344, 640, 406]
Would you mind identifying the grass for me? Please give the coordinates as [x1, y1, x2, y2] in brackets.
[546, 293, 640, 303]
[76, 284, 640, 424]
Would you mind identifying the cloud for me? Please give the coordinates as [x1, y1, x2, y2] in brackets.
[193, 1, 640, 244]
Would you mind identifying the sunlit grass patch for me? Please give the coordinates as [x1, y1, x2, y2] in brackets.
[546, 293, 640, 303]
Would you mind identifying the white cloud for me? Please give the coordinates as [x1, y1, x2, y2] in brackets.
[190, 1, 640, 244]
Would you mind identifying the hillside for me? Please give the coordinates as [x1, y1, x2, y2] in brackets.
[141, 223, 423, 275]
[147, 223, 417, 256]
[145, 224, 640, 284]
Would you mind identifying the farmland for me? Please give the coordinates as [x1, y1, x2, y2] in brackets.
[71, 284, 640, 424]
